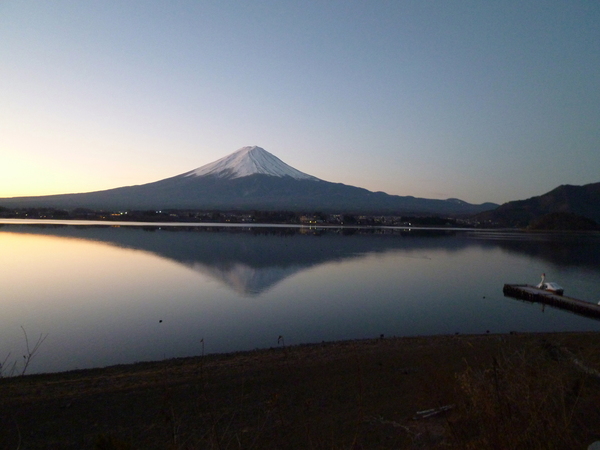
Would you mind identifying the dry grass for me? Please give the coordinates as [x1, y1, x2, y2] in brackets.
[447, 339, 600, 449]
[2, 333, 600, 449]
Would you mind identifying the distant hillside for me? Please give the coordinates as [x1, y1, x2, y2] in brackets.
[475, 182, 600, 229]
[527, 213, 600, 231]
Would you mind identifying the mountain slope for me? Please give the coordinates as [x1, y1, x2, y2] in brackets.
[475, 182, 600, 227]
[0, 146, 497, 215]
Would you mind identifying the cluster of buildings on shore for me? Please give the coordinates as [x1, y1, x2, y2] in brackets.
[0, 206, 484, 228]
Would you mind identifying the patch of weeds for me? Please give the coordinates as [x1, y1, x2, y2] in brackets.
[94, 434, 134, 450]
[447, 340, 600, 449]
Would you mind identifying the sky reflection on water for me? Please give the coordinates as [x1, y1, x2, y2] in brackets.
[1, 224, 599, 374]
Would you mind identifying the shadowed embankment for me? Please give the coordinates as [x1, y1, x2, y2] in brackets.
[2, 332, 600, 449]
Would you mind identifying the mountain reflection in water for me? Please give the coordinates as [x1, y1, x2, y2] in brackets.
[3, 225, 600, 296]
[2, 225, 462, 295]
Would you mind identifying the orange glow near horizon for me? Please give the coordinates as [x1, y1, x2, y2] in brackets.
[0, 123, 182, 198]
[0, 154, 164, 199]
[0, 146, 96, 197]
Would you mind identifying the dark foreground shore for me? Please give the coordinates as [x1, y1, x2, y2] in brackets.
[2, 332, 600, 449]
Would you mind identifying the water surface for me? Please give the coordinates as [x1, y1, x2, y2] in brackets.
[1, 222, 599, 374]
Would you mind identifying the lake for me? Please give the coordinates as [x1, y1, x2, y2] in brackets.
[1, 220, 600, 375]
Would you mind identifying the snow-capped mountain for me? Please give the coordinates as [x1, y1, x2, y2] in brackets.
[185, 146, 320, 181]
[0, 146, 498, 214]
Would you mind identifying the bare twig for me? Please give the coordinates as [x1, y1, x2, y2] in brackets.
[414, 404, 455, 419]
[20, 326, 48, 376]
[0, 352, 12, 378]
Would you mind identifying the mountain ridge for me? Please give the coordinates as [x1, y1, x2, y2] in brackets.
[475, 182, 600, 228]
[0, 146, 497, 215]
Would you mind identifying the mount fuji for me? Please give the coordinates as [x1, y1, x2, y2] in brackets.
[0, 146, 497, 214]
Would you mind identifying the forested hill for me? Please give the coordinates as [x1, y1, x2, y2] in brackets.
[475, 182, 600, 229]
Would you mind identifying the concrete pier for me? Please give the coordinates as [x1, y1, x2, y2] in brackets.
[503, 284, 600, 319]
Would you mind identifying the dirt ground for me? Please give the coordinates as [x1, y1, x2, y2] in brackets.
[2, 332, 600, 449]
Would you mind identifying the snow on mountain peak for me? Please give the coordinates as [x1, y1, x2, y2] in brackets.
[186, 146, 320, 181]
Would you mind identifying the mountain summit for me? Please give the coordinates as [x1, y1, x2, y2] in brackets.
[0, 146, 497, 214]
[185, 146, 319, 181]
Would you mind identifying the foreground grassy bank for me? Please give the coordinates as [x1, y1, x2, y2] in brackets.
[2, 332, 600, 449]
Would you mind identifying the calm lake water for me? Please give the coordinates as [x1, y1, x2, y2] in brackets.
[1, 221, 600, 374]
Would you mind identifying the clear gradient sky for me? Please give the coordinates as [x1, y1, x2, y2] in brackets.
[1, 1, 599, 205]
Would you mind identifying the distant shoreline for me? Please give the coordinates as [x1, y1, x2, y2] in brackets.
[4, 218, 600, 235]
[0, 217, 485, 231]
